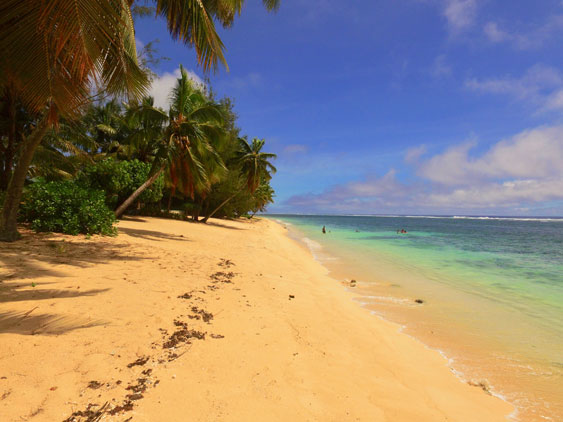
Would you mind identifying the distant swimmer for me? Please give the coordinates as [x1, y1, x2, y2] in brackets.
[322, 225, 326, 234]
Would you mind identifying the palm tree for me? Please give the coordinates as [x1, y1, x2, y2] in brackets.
[114, 65, 226, 218]
[249, 182, 275, 218]
[202, 137, 276, 222]
[122, 97, 166, 163]
[29, 125, 94, 181]
[82, 100, 127, 157]
[149, 0, 280, 71]
[0, 0, 281, 241]
[0, 86, 36, 191]
[0, 0, 147, 241]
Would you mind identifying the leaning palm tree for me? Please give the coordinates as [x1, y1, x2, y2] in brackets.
[114, 65, 226, 218]
[0, 0, 281, 241]
[202, 137, 276, 223]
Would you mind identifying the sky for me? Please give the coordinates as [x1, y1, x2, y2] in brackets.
[135, 0, 563, 216]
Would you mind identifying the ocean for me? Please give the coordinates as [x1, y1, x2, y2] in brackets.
[268, 214, 563, 421]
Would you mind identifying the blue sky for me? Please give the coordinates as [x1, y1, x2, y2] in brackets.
[135, 0, 563, 216]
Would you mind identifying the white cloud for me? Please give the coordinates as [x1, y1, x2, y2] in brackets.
[543, 89, 563, 111]
[483, 22, 509, 43]
[418, 127, 563, 185]
[283, 144, 308, 154]
[430, 55, 452, 78]
[336, 170, 403, 198]
[283, 126, 563, 215]
[483, 15, 563, 50]
[286, 170, 411, 211]
[443, 0, 477, 33]
[425, 178, 563, 208]
[465, 64, 563, 111]
[149, 68, 204, 110]
[417, 141, 476, 185]
[405, 145, 427, 163]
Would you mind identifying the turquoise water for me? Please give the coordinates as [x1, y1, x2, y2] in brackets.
[269, 214, 563, 421]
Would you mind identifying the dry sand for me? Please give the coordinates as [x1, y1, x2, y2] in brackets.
[0, 217, 513, 421]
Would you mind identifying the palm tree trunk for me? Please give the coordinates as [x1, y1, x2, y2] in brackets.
[167, 186, 176, 213]
[167, 194, 173, 213]
[193, 196, 204, 222]
[115, 165, 165, 218]
[201, 188, 243, 223]
[0, 118, 49, 241]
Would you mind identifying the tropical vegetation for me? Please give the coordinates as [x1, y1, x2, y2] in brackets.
[0, 0, 279, 241]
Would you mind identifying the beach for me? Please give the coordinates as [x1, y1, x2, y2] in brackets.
[0, 217, 512, 421]
[273, 214, 563, 421]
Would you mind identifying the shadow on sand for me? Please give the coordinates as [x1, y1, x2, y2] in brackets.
[118, 227, 190, 242]
[0, 309, 105, 335]
[204, 220, 246, 230]
[0, 232, 150, 281]
[0, 281, 110, 304]
[0, 230, 142, 336]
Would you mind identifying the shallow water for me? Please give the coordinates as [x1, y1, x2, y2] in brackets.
[268, 214, 563, 421]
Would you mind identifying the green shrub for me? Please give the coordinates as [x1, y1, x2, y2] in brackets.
[77, 159, 130, 207]
[123, 160, 164, 204]
[21, 179, 117, 236]
[78, 158, 164, 208]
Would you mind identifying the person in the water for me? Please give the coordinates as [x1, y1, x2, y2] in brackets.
[322, 225, 326, 234]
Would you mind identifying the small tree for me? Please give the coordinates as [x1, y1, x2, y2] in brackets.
[114, 66, 226, 218]
[202, 137, 276, 222]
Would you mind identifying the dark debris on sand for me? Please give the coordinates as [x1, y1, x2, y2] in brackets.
[63, 261, 229, 421]
[107, 400, 134, 415]
[87, 381, 102, 390]
[210, 271, 235, 283]
[163, 323, 206, 349]
[190, 306, 213, 323]
[218, 258, 235, 268]
[126, 393, 144, 401]
[210, 334, 225, 339]
[126, 376, 150, 394]
[63, 402, 109, 422]
[127, 356, 149, 368]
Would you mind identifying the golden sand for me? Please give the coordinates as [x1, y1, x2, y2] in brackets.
[0, 217, 512, 421]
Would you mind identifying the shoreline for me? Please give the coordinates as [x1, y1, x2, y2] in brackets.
[1, 217, 512, 421]
[273, 216, 560, 422]
[276, 218, 514, 398]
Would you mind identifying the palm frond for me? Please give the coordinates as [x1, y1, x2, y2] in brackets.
[155, 0, 227, 72]
[0, 0, 149, 120]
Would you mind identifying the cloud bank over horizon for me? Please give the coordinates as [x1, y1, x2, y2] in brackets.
[276, 126, 563, 216]
[134, 1, 563, 217]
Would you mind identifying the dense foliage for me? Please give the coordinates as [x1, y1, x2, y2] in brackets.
[78, 159, 164, 208]
[0, 0, 282, 241]
[1, 65, 276, 236]
[20, 180, 117, 236]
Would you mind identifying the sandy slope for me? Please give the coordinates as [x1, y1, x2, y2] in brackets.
[0, 217, 512, 421]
